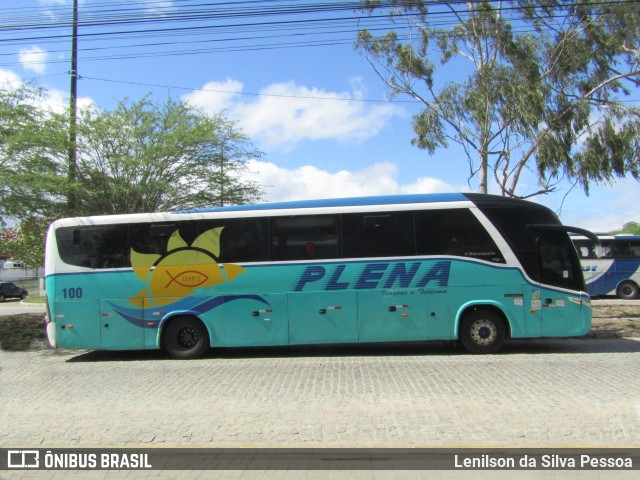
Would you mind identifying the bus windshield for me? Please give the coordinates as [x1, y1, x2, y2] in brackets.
[472, 198, 585, 292]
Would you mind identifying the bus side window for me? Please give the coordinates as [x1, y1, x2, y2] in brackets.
[415, 209, 505, 263]
[575, 240, 597, 258]
[342, 212, 414, 258]
[57, 225, 129, 268]
[270, 215, 339, 261]
[598, 241, 613, 258]
[613, 240, 632, 258]
[214, 218, 269, 263]
[130, 222, 207, 260]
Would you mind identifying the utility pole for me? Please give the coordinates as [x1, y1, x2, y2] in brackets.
[219, 141, 225, 206]
[67, 0, 79, 214]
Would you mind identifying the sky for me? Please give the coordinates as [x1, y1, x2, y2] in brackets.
[1, 0, 638, 233]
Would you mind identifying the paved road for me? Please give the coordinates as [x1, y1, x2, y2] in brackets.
[0, 300, 45, 315]
[1, 301, 639, 479]
[2, 336, 639, 449]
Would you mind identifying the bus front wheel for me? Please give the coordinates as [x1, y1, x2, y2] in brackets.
[163, 316, 210, 359]
[617, 281, 639, 300]
[459, 310, 506, 354]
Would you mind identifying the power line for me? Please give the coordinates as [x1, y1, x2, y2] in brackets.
[0, 1, 637, 75]
[2, 1, 628, 50]
[80, 74, 423, 103]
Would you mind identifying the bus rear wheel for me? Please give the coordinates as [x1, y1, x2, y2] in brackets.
[163, 316, 210, 359]
[459, 310, 506, 354]
[617, 281, 639, 300]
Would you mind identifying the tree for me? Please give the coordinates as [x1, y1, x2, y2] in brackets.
[0, 218, 48, 267]
[75, 96, 263, 215]
[1, 87, 263, 221]
[611, 221, 640, 235]
[357, 0, 640, 197]
[0, 84, 68, 221]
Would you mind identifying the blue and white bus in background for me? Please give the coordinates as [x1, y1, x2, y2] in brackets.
[45, 194, 595, 359]
[572, 234, 640, 299]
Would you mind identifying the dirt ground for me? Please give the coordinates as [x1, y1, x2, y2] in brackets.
[0, 304, 638, 351]
[587, 303, 640, 338]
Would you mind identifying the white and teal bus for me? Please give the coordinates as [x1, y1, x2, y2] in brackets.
[45, 193, 595, 358]
[572, 234, 640, 299]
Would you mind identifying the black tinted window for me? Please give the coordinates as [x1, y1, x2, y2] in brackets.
[538, 231, 585, 291]
[56, 225, 129, 268]
[57, 218, 269, 269]
[479, 205, 584, 290]
[415, 209, 504, 263]
[342, 212, 414, 258]
[574, 239, 598, 259]
[479, 206, 555, 280]
[613, 239, 640, 258]
[130, 222, 197, 256]
[199, 218, 268, 263]
[270, 215, 339, 261]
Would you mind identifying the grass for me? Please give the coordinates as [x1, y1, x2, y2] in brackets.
[23, 295, 45, 304]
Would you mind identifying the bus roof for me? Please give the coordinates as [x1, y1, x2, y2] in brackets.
[570, 233, 640, 241]
[175, 193, 541, 214]
[49, 193, 556, 229]
[175, 193, 467, 213]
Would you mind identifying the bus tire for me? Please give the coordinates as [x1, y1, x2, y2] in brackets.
[617, 281, 639, 300]
[459, 309, 506, 354]
[163, 316, 210, 359]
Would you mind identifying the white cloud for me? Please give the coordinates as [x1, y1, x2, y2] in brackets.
[557, 178, 640, 233]
[183, 78, 244, 114]
[184, 79, 403, 152]
[0, 69, 94, 114]
[0, 68, 22, 88]
[18, 46, 48, 74]
[243, 160, 460, 202]
[139, 0, 176, 17]
[38, 0, 69, 6]
[39, 88, 94, 114]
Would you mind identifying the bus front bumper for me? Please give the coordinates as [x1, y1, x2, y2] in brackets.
[45, 317, 57, 348]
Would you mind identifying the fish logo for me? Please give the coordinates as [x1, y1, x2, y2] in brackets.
[130, 227, 245, 307]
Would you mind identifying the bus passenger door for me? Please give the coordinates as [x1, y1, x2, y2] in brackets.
[536, 233, 588, 337]
[288, 292, 358, 344]
[100, 299, 145, 350]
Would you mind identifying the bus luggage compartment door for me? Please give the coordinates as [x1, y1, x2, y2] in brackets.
[100, 299, 145, 350]
[356, 290, 429, 342]
[288, 291, 358, 345]
[53, 300, 101, 350]
[222, 294, 288, 347]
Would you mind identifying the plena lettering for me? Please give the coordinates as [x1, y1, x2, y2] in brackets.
[293, 260, 451, 292]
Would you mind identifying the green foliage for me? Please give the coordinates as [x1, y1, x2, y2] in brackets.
[357, 0, 640, 197]
[0, 218, 48, 266]
[0, 84, 69, 220]
[74, 96, 263, 215]
[611, 222, 640, 235]
[0, 86, 263, 223]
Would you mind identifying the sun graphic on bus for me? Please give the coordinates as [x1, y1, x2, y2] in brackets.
[129, 227, 245, 307]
